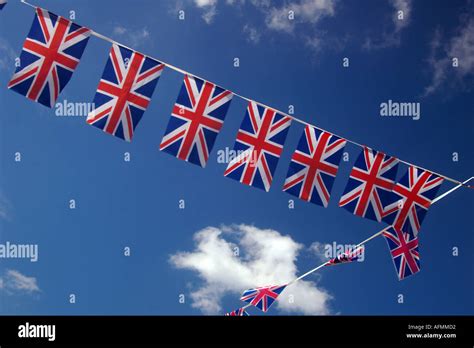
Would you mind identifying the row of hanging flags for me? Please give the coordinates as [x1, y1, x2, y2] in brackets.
[4, 5, 471, 316]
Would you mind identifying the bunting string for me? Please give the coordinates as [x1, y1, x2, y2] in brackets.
[17, 0, 474, 189]
[235, 176, 473, 315]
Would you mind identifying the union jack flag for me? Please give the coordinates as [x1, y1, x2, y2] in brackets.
[240, 285, 286, 312]
[382, 226, 420, 280]
[381, 166, 444, 237]
[86, 44, 164, 141]
[224, 101, 292, 192]
[7, 8, 90, 107]
[225, 308, 249, 316]
[339, 147, 399, 221]
[160, 75, 233, 167]
[0, 0, 7, 10]
[327, 246, 364, 266]
[283, 126, 346, 207]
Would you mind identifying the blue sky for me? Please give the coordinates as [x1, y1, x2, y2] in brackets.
[0, 0, 473, 315]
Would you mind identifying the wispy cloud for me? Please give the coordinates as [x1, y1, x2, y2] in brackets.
[309, 241, 329, 263]
[112, 25, 151, 47]
[243, 24, 261, 43]
[0, 37, 16, 72]
[188, 0, 336, 43]
[263, 0, 340, 56]
[264, 0, 336, 33]
[170, 224, 332, 315]
[186, 0, 338, 56]
[424, 14, 474, 96]
[392, 0, 411, 32]
[193, 0, 218, 24]
[0, 191, 12, 221]
[363, 0, 412, 50]
[0, 269, 40, 294]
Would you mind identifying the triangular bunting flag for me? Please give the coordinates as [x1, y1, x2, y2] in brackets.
[327, 246, 364, 266]
[240, 284, 286, 312]
[225, 308, 250, 316]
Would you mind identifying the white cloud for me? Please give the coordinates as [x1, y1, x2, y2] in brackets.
[193, 0, 218, 24]
[184, 0, 339, 55]
[391, 0, 411, 32]
[424, 15, 474, 95]
[194, 0, 217, 6]
[0, 269, 40, 293]
[305, 34, 325, 53]
[250, 0, 271, 8]
[226, 0, 245, 4]
[306, 35, 322, 49]
[187, 0, 336, 41]
[202, 6, 217, 24]
[363, 0, 412, 50]
[0, 37, 16, 72]
[261, 0, 339, 55]
[265, 7, 294, 32]
[243, 24, 261, 43]
[265, 0, 336, 33]
[112, 25, 151, 47]
[0, 191, 11, 220]
[448, 18, 474, 75]
[170, 224, 332, 315]
[424, 30, 448, 96]
[113, 26, 127, 35]
[309, 241, 328, 262]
